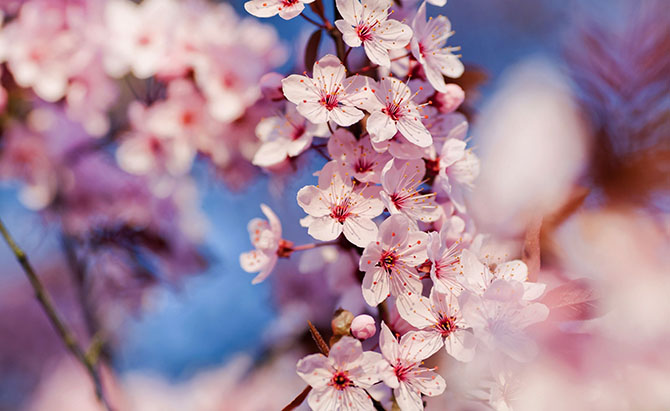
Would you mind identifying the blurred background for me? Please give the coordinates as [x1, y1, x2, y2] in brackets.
[0, 0, 667, 409]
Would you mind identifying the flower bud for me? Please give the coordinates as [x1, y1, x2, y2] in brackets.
[260, 72, 284, 101]
[351, 314, 376, 340]
[435, 83, 465, 113]
[331, 309, 354, 336]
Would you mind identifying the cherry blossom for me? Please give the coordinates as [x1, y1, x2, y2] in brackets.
[460, 279, 549, 362]
[334, 0, 413, 68]
[359, 214, 428, 308]
[296, 336, 384, 411]
[297, 162, 384, 247]
[365, 76, 432, 147]
[436, 138, 480, 212]
[104, 0, 178, 79]
[459, 249, 545, 300]
[244, 0, 315, 20]
[396, 288, 476, 362]
[426, 228, 464, 295]
[378, 322, 446, 410]
[410, 2, 464, 93]
[351, 314, 377, 340]
[253, 103, 329, 167]
[380, 158, 441, 225]
[328, 129, 392, 184]
[282, 54, 370, 126]
[240, 204, 283, 284]
[115, 102, 196, 178]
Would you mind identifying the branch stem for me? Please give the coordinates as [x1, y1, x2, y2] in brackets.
[0, 218, 112, 411]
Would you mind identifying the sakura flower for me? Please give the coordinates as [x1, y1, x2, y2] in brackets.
[296, 336, 384, 411]
[104, 0, 178, 79]
[366, 76, 432, 147]
[253, 103, 329, 167]
[239, 204, 283, 284]
[460, 279, 549, 362]
[282, 54, 369, 126]
[410, 2, 464, 93]
[426, 228, 464, 295]
[334, 0, 412, 68]
[116, 102, 196, 177]
[459, 249, 545, 301]
[297, 162, 384, 247]
[378, 322, 446, 410]
[396, 288, 476, 362]
[359, 214, 428, 308]
[327, 128, 391, 184]
[244, 0, 315, 20]
[380, 159, 440, 225]
[436, 138, 480, 212]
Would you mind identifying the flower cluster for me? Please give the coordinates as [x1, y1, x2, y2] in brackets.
[241, 1, 551, 409]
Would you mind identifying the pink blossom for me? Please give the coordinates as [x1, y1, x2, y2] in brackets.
[365, 76, 432, 147]
[459, 248, 545, 301]
[282, 54, 370, 126]
[436, 138, 480, 212]
[396, 288, 476, 362]
[296, 337, 384, 411]
[253, 103, 329, 167]
[239, 204, 283, 284]
[259, 72, 285, 100]
[297, 162, 384, 247]
[351, 314, 377, 340]
[334, 0, 412, 68]
[244, 0, 315, 20]
[115, 102, 197, 177]
[378, 322, 446, 410]
[460, 279, 549, 362]
[380, 159, 441, 225]
[328, 128, 392, 184]
[426, 228, 464, 295]
[410, 2, 464, 93]
[104, 0, 178, 79]
[359, 214, 428, 308]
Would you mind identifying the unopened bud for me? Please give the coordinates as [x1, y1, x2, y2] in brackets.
[331, 309, 354, 336]
[351, 314, 376, 340]
[435, 83, 465, 113]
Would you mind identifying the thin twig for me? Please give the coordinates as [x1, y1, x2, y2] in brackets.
[300, 13, 327, 29]
[0, 218, 112, 411]
[281, 385, 312, 411]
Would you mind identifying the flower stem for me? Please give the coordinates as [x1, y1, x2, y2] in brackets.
[300, 12, 326, 29]
[291, 241, 339, 252]
[0, 218, 113, 411]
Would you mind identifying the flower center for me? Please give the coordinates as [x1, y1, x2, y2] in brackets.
[393, 361, 413, 382]
[378, 250, 397, 271]
[320, 93, 339, 111]
[382, 103, 403, 121]
[281, 0, 299, 6]
[356, 23, 374, 42]
[353, 157, 373, 173]
[330, 198, 352, 223]
[330, 371, 352, 391]
[291, 124, 306, 140]
[436, 315, 458, 337]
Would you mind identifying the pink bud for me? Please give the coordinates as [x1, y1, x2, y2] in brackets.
[350, 314, 376, 340]
[435, 83, 465, 113]
[260, 72, 284, 101]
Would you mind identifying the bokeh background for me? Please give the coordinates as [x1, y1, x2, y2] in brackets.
[0, 0, 667, 409]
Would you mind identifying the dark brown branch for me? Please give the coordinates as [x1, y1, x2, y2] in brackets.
[281, 385, 312, 411]
[307, 320, 330, 355]
[0, 218, 113, 411]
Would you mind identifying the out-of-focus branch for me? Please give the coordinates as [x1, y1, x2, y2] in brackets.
[0, 218, 112, 411]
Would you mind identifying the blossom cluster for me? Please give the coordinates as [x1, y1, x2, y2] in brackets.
[240, 1, 552, 409]
[0, 0, 286, 326]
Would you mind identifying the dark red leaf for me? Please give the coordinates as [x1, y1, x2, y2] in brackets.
[304, 29, 322, 72]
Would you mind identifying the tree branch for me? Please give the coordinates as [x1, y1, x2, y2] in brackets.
[0, 218, 113, 411]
